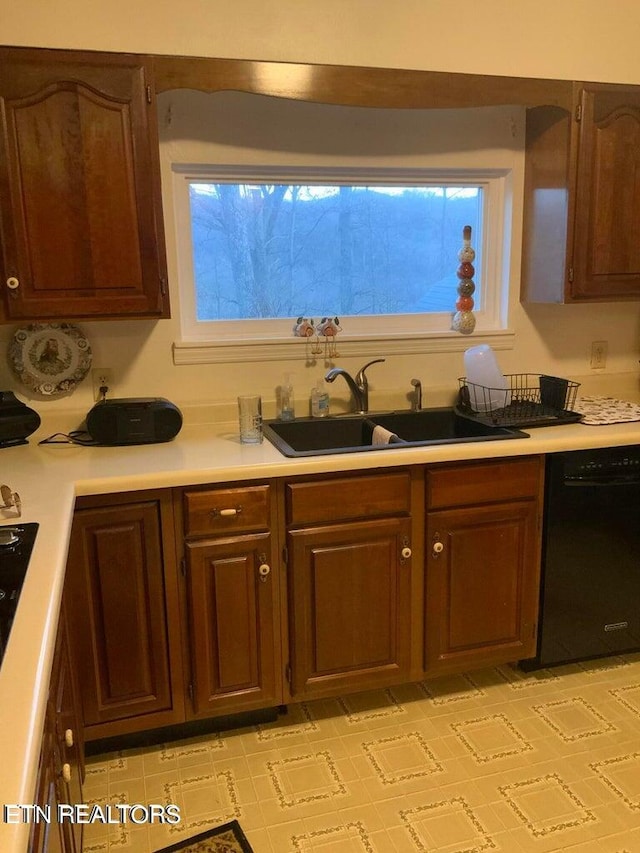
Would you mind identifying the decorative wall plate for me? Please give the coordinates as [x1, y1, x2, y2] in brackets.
[8, 323, 92, 396]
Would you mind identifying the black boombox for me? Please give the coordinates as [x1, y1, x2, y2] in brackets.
[86, 398, 183, 446]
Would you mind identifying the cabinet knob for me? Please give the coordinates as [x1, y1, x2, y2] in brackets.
[401, 546, 412, 560]
[6, 276, 19, 290]
[61, 763, 72, 784]
[211, 506, 242, 518]
[258, 563, 271, 579]
[432, 541, 444, 556]
[64, 728, 74, 748]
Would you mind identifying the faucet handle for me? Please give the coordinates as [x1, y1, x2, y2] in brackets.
[355, 358, 386, 385]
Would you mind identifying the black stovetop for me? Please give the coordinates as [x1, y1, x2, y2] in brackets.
[0, 522, 38, 663]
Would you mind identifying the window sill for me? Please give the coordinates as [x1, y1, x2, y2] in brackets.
[172, 329, 515, 365]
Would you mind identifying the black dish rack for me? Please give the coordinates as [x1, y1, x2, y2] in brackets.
[456, 373, 582, 428]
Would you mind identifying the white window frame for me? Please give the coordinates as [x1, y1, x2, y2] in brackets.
[170, 165, 515, 364]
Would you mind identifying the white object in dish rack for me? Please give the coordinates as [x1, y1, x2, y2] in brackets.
[463, 344, 510, 412]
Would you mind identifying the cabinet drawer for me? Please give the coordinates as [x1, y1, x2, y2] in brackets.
[427, 457, 542, 510]
[184, 485, 270, 537]
[287, 471, 410, 526]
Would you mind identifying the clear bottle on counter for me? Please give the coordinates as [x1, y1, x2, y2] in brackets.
[277, 374, 295, 421]
[311, 379, 330, 418]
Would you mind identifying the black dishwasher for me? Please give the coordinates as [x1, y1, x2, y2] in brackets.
[522, 445, 640, 669]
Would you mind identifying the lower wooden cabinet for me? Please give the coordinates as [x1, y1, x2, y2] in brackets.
[65, 491, 184, 740]
[178, 483, 282, 720]
[425, 457, 543, 676]
[184, 532, 281, 716]
[287, 516, 413, 699]
[63, 459, 544, 740]
[284, 471, 414, 701]
[30, 597, 83, 853]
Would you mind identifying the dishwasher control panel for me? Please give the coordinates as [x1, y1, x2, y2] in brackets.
[560, 445, 640, 480]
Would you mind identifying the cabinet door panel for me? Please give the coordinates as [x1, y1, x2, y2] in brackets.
[0, 48, 168, 320]
[185, 532, 280, 717]
[572, 85, 640, 298]
[447, 518, 521, 648]
[10, 86, 142, 293]
[66, 500, 177, 732]
[311, 540, 397, 672]
[288, 517, 412, 699]
[426, 501, 540, 675]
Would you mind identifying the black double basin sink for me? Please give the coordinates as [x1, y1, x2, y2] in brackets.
[263, 407, 529, 457]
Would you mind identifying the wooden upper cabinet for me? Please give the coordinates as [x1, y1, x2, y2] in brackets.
[0, 47, 169, 321]
[522, 82, 640, 303]
[571, 84, 640, 299]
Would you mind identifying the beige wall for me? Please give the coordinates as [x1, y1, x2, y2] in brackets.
[1, 1, 640, 422]
[3, 0, 640, 84]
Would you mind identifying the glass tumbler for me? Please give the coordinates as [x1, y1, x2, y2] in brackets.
[238, 395, 263, 444]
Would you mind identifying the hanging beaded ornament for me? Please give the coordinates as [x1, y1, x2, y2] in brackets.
[452, 225, 476, 335]
[316, 316, 342, 362]
[293, 316, 322, 364]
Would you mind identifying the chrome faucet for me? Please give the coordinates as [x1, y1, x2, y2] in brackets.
[324, 359, 385, 414]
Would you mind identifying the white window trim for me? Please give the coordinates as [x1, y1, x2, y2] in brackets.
[172, 328, 516, 364]
[170, 165, 515, 365]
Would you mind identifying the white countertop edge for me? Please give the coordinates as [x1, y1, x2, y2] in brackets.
[73, 421, 640, 493]
[0, 487, 75, 853]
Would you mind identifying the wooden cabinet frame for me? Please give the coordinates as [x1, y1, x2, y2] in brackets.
[150, 55, 574, 110]
[66, 458, 544, 741]
[2, 44, 634, 320]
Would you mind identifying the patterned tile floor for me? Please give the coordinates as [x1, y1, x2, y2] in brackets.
[83, 655, 640, 852]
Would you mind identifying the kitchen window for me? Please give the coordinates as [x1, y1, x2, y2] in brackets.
[171, 166, 512, 361]
[161, 92, 522, 364]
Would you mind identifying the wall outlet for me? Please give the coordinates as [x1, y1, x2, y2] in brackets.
[92, 368, 113, 401]
[590, 340, 608, 370]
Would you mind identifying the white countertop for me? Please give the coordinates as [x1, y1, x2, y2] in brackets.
[2, 410, 640, 852]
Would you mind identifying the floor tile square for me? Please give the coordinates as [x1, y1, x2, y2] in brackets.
[362, 730, 443, 784]
[399, 795, 495, 852]
[451, 712, 534, 763]
[591, 751, 640, 811]
[533, 695, 618, 742]
[266, 749, 348, 808]
[498, 771, 597, 837]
